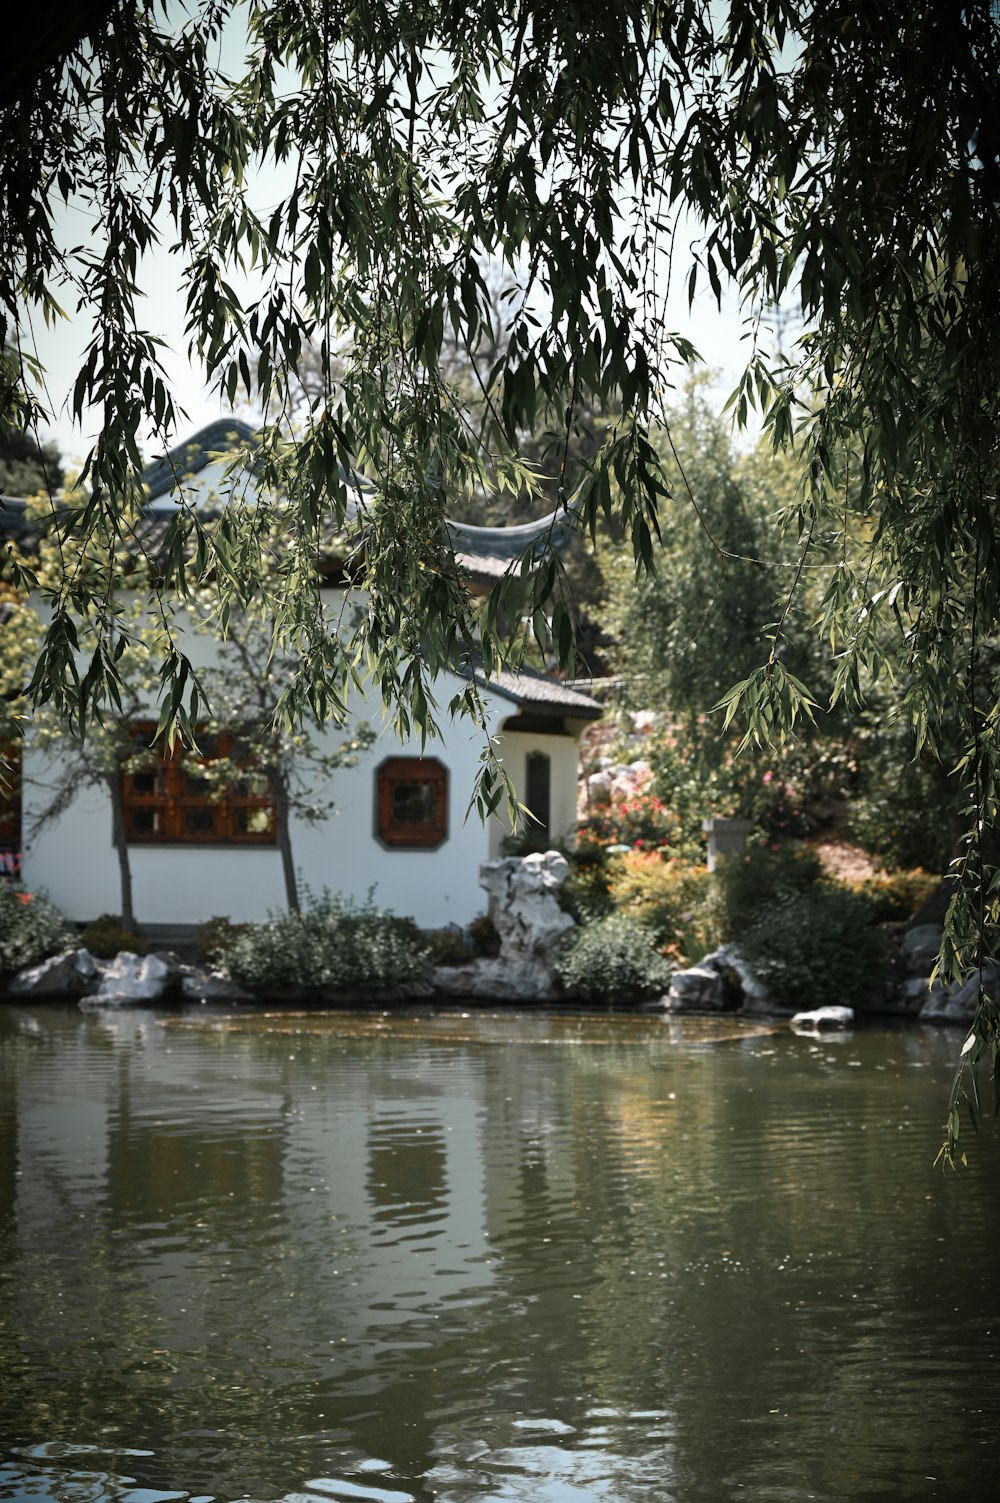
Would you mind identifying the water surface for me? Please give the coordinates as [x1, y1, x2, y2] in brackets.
[0, 1004, 997, 1503]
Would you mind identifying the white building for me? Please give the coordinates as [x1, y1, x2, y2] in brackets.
[6, 422, 600, 933]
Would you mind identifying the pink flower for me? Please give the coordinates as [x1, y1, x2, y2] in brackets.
[762, 771, 773, 785]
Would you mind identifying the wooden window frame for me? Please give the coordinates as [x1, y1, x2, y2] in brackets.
[121, 726, 276, 847]
[375, 756, 448, 850]
[0, 737, 22, 877]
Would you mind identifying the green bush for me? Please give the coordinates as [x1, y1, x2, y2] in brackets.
[710, 845, 886, 1008]
[216, 891, 431, 997]
[603, 852, 713, 964]
[467, 913, 501, 957]
[0, 884, 76, 978]
[555, 914, 674, 1002]
[560, 847, 618, 926]
[79, 914, 149, 959]
[738, 882, 884, 1009]
[195, 915, 249, 966]
[425, 926, 473, 966]
[710, 844, 824, 938]
[850, 869, 940, 922]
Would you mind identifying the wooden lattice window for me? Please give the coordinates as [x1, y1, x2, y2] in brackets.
[121, 728, 275, 846]
[376, 756, 448, 849]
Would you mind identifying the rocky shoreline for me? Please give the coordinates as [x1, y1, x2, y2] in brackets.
[1, 852, 985, 1027]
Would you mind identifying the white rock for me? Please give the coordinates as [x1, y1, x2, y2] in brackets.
[790, 1005, 855, 1032]
[479, 852, 575, 960]
[180, 969, 255, 1002]
[7, 948, 99, 996]
[93, 950, 182, 1002]
[436, 851, 575, 1002]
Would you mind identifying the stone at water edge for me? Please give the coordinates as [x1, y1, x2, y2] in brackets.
[790, 1005, 855, 1032]
[79, 951, 184, 1008]
[180, 969, 255, 1003]
[434, 850, 575, 1002]
[918, 965, 1000, 1024]
[899, 924, 944, 976]
[666, 965, 730, 1012]
[6, 948, 99, 996]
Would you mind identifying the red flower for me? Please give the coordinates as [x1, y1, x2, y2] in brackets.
[17, 892, 32, 904]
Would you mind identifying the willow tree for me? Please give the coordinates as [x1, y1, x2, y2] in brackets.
[2, 1, 999, 1152]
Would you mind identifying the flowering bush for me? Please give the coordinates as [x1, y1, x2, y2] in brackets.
[576, 792, 689, 857]
[750, 770, 810, 843]
[848, 869, 939, 922]
[0, 883, 76, 979]
[604, 852, 714, 964]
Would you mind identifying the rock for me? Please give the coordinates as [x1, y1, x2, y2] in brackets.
[180, 968, 255, 1003]
[790, 1005, 855, 1032]
[666, 944, 787, 1016]
[667, 965, 731, 1012]
[479, 852, 575, 960]
[7, 947, 99, 996]
[881, 976, 932, 1016]
[919, 966, 1000, 1024]
[436, 851, 575, 1002]
[433, 955, 562, 1002]
[900, 924, 944, 975]
[79, 950, 183, 1009]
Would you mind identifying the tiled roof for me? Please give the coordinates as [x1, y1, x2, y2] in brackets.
[4, 423, 580, 588]
[142, 419, 258, 500]
[474, 664, 603, 720]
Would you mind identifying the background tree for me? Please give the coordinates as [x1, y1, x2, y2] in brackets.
[2, 1, 1000, 1138]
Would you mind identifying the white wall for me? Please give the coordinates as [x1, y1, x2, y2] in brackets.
[21, 685, 510, 930]
[19, 593, 592, 930]
[488, 724, 586, 858]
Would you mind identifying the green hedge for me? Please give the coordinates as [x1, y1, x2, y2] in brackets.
[0, 884, 75, 979]
[216, 891, 431, 997]
[555, 914, 674, 1002]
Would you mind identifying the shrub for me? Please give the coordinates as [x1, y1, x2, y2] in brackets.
[425, 926, 473, 966]
[709, 845, 886, 1008]
[0, 884, 76, 978]
[710, 844, 824, 940]
[738, 883, 885, 1009]
[195, 915, 249, 966]
[604, 852, 713, 964]
[849, 869, 940, 923]
[216, 891, 431, 997]
[467, 912, 501, 957]
[79, 914, 149, 959]
[576, 791, 691, 858]
[560, 847, 618, 926]
[555, 914, 674, 1002]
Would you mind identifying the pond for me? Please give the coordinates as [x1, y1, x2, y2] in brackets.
[0, 1003, 997, 1503]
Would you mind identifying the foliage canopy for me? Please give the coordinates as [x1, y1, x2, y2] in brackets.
[2, 0, 1000, 1148]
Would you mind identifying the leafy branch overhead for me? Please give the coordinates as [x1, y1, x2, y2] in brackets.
[2, 2, 1000, 1148]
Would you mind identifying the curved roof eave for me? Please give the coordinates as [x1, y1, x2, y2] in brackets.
[141, 423, 576, 558]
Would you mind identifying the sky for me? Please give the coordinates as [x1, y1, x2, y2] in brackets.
[24, 3, 772, 471]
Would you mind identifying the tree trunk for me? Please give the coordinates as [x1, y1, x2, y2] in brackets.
[106, 774, 136, 933]
[273, 780, 298, 912]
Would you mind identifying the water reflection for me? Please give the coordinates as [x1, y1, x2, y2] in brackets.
[1, 1004, 998, 1503]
